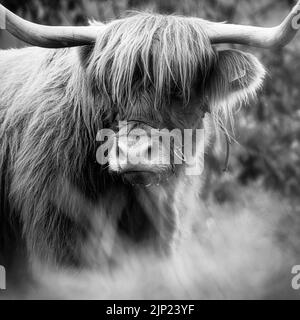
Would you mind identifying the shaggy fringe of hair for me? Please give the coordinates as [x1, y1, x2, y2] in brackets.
[87, 13, 215, 112]
[87, 13, 265, 138]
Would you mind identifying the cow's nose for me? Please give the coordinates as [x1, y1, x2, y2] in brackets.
[118, 136, 152, 166]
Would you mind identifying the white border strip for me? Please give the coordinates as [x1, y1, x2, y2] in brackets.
[0, 6, 6, 30]
[0, 265, 6, 290]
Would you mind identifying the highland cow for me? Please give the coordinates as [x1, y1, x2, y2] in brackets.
[0, 3, 299, 286]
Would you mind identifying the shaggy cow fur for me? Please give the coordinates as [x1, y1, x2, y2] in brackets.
[0, 13, 265, 284]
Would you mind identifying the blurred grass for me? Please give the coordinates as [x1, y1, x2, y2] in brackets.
[4, 183, 298, 299]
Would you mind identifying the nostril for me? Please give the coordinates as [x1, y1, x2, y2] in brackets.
[117, 144, 126, 158]
[104, 148, 109, 158]
[147, 145, 152, 160]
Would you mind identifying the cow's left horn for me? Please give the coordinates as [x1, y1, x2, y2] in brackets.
[205, 0, 300, 48]
[0, 4, 100, 48]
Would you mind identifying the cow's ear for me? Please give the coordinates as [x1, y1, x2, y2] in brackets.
[206, 49, 266, 123]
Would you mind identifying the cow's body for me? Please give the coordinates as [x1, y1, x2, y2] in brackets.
[0, 46, 194, 272]
[0, 13, 266, 286]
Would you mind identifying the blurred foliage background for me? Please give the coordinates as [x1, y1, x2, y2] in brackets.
[0, 0, 300, 203]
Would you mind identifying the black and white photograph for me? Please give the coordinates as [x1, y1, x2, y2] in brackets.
[0, 0, 300, 303]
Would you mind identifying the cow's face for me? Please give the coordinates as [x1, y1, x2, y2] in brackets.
[86, 16, 266, 186]
[95, 50, 265, 186]
[106, 88, 206, 186]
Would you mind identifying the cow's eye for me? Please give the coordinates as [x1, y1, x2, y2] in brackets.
[173, 89, 184, 99]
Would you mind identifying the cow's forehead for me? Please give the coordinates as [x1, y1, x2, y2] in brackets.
[86, 13, 217, 113]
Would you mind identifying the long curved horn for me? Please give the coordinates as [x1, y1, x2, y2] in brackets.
[205, 0, 300, 48]
[0, 4, 100, 48]
[1, 2, 300, 49]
